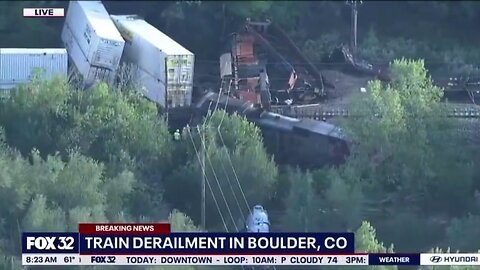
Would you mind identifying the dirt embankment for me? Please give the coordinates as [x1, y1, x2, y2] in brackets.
[323, 69, 372, 105]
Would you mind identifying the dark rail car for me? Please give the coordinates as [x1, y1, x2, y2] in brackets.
[193, 92, 350, 169]
[258, 113, 349, 168]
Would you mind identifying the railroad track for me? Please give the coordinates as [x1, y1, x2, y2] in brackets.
[270, 103, 480, 119]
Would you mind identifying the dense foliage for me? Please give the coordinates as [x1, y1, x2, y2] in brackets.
[1, 60, 479, 270]
[1, 1, 480, 269]
[3, 1, 480, 75]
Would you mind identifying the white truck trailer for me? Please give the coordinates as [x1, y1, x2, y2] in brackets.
[0, 48, 68, 90]
[61, 1, 124, 87]
[110, 15, 194, 109]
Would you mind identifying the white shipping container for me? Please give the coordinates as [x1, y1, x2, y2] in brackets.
[62, 25, 116, 86]
[61, 1, 124, 72]
[110, 15, 194, 108]
[0, 48, 68, 89]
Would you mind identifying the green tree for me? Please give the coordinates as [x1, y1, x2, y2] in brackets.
[169, 209, 202, 232]
[0, 1, 63, 48]
[327, 59, 480, 251]
[342, 59, 476, 216]
[352, 222, 396, 270]
[355, 221, 394, 254]
[165, 111, 277, 231]
[445, 215, 480, 252]
[0, 79, 173, 219]
[0, 148, 211, 270]
[0, 147, 136, 264]
[314, 168, 365, 232]
[280, 168, 319, 232]
[224, 1, 272, 19]
[0, 76, 72, 156]
[0, 255, 23, 270]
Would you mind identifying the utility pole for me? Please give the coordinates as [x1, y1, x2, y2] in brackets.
[346, 0, 362, 57]
[200, 125, 206, 229]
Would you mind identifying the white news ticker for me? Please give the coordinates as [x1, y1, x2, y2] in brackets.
[23, 8, 64, 17]
[22, 254, 369, 266]
[421, 254, 480, 265]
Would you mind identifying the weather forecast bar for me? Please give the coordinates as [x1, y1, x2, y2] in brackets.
[22, 253, 480, 266]
[23, 254, 369, 266]
[22, 252, 480, 266]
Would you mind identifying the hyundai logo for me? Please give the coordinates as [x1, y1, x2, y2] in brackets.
[430, 256, 442, 263]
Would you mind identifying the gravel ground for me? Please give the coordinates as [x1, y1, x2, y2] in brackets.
[322, 69, 371, 103]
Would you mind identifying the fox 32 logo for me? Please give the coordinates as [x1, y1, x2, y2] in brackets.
[23, 233, 78, 253]
[91, 256, 117, 264]
[26, 236, 75, 251]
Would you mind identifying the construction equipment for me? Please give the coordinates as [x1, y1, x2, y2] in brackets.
[324, 44, 390, 81]
[325, 44, 480, 101]
[222, 19, 333, 108]
[435, 75, 480, 103]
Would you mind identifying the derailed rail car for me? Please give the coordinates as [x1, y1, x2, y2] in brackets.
[258, 113, 350, 169]
[193, 92, 350, 169]
[61, 1, 125, 87]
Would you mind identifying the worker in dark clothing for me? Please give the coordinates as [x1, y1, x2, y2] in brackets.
[259, 69, 271, 110]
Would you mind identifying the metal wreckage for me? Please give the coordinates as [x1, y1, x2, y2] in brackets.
[193, 19, 480, 169]
[195, 19, 350, 169]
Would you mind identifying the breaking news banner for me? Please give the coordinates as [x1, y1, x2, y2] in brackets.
[22, 223, 361, 266]
[21, 223, 480, 266]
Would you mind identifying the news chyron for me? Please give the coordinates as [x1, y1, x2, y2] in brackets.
[23, 8, 64, 18]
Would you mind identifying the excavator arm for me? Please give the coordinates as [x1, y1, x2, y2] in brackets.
[244, 23, 296, 80]
[228, 19, 334, 107]
[245, 20, 331, 95]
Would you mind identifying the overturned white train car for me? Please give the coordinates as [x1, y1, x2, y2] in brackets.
[61, 1, 124, 87]
[110, 15, 194, 110]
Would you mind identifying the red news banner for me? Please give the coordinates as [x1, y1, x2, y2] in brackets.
[79, 223, 171, 234]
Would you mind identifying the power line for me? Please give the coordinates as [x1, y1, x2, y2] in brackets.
[213, 80, 249, 225]
[346, 0, 363, 56]
[214, 80, 252, 216]
[187, 125, 229, 232]
[218, 130, 252, 215]
[212, 80, 278, 270]
[214, 80, 249, 216]
[213, 80, 255, 224]
[195, 77, 248, 233]
[196, 124, 240, 232]
[196, 79, 252, 270]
